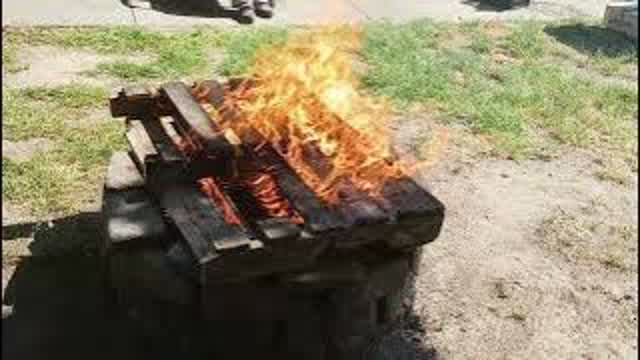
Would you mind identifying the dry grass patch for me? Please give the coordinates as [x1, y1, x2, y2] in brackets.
[538, 202, 638, 273]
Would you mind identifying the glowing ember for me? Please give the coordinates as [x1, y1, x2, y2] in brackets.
[243, 169, 304, 224]
[199, 177, 243, 225]
[217, 28, 409, 204]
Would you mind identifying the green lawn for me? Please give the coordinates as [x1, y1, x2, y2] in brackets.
[2, 20, 637, 217]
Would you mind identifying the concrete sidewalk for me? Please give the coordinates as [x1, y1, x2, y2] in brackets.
[2, 0, 606, 27]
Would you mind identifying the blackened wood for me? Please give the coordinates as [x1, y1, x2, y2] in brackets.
[135, 115, 190, 190]
[339, 199, 388, 227]
[279, 260, 367, 288]
[126, 120, 158, 177]
[159, 185, 254, 263]
[110, 85, 158, 118]
[203, 244, 316, 285]
[153, 116, 235, 179]
[207, 93, 347, 236]
[297, 141, 389, 228]
[159, 82, 234, 158]
[258, 146, 346, 235]
[382, 178, 445, 221]
[380, 177, 445, 247]
[140, 116, 184, 163]
[255, 218, 301, 245]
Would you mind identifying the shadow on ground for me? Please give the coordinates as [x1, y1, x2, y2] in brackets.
[119, 0, 247, 23]
[3, 212, 102, 258]
[544, 23, 638, 58]
[2, 213, 440, 360]
[364, 314, 440, 360]
[461, 0, 531, 12]
[2, 212, 150, 360]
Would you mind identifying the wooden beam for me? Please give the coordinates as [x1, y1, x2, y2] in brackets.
[159, 185, 255, 264]
[159, 82, 234, 158]
[109, 85, 159, 119]
[125, 120, 158, 177]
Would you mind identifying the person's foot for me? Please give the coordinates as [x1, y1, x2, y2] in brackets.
[232, 0, 254, 24]
[254, 0, 274, 18]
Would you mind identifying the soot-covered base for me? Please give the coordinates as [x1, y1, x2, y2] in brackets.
[101, 151, 423, 360]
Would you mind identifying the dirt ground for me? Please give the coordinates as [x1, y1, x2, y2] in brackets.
[411, 150, 637, 359]
[3, 41, 638, 360]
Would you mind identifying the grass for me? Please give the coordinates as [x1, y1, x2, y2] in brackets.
[1, 20, 637, 215]
[2, 42, 27, 73]
[2, 84, 125, 215]
[503, 21, 546, 60]
[3, 26, 289, 81]
[361, 19, 638, 158]
[19, 84, 108, 109]
[218, 27, 289, 76]
[1, 26, 288, 217]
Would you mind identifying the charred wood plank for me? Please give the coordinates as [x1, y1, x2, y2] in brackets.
[382, 178, 444, 219]
[159, 82, 234, 158]
[256, 145, 346, 236]
[110, 85, 159, 119]
[379, 177, 445, 248]
[198, 90, 346, 237]
[159, 185, 255, 264]
[255, 218, 302, 245]
[126, 120, 158, 177]
[298, 142, 389, 229]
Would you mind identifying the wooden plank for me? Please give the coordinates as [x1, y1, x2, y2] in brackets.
[204, 90, 347, 236]
[126, 120, 158, 176]
[159, 82, 234, 157]
[159, 185, 254, 263]
[140, 116, 184, 163]
[379, 177, 445, 247]
[381, 177, 445, 219]
[255, 218, 301, 245]
[256, 145, 346, 235]
[109, 85, 159, 118]
[199, 78, 443, 246]
[297, 141, 389, 228]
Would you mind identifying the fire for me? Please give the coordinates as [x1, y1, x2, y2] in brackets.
[199, 177, 243, 225]
[243, 169, 304, 224]
[219, 27, 410, 204]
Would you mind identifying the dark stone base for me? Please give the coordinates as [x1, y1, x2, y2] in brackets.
[104, 244, 421, 359]
[101, 151, 424, 359]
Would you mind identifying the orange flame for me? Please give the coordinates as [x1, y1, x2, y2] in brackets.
[199, 177, 243, 225]
[244, 169, 304, 224]
[220, 27, 411, 204]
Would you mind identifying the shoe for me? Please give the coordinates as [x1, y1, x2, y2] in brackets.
[254, 0, 274, 18]
[235, 7, 254, 24]
[232, 0, 254, 24]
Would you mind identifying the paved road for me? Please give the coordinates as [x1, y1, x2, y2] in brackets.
[2, 0, 608, 26]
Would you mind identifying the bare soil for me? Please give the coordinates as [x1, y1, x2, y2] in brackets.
[395, 148, 638, 359]
[2, 138, 56, 163]
[3, 45, 151, 89]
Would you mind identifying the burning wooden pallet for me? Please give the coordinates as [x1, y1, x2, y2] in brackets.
[102, 78, 445, 359]
[107, 78, 444, 285]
